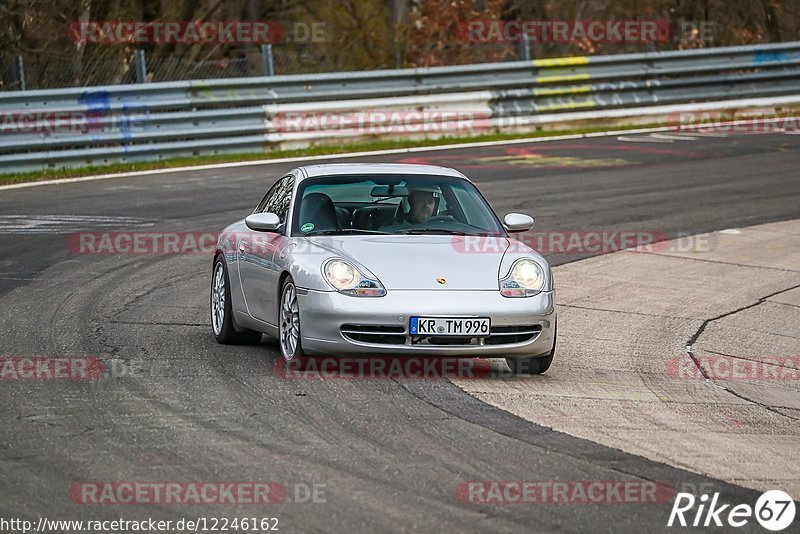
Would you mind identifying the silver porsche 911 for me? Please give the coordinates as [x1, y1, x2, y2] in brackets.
[211, 163, 556, 374]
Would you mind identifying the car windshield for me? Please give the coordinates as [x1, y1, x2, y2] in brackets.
[290, 174, 505, 237]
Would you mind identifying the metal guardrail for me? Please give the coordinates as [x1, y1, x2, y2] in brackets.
[1, 42, 800, 174]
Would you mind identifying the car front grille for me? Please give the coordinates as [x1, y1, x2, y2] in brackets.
[340, 324, 407, 345]
[339, 324, 542, 347]
[484, 325, 542, 345]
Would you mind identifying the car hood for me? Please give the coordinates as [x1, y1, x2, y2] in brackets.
[304, 235, 510, 290]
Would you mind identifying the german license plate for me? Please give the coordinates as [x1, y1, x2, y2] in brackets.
[409, 316, 491, 337]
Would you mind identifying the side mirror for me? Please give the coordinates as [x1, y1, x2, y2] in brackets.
[245, 212, 281, 232]
[503, 213, 534, 232]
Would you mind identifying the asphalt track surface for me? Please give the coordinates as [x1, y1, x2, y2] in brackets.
[1, 132, 799, 532]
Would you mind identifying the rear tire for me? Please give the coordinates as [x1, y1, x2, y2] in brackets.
[211, 256, 263, 345]
[506, 325, 556, 375]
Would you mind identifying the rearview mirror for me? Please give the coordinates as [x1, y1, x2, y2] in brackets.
[503, 213, 534, 232]
[245, 212, 281, 232]
[371, 185, 409, 197]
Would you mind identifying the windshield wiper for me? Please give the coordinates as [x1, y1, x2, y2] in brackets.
[304, 229, 391, 236]
[397, 228, 495, 236]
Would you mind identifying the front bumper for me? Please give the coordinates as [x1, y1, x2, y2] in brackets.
[297, 288, 556, 357]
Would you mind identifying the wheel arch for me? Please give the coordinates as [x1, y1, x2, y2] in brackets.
[277, 270, 292, 315]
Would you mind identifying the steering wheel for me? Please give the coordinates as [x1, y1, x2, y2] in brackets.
[424, 215, 457, 223]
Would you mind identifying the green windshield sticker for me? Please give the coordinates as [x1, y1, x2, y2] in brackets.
[301, 222, 315, 233]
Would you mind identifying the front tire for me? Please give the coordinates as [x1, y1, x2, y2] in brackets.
[279, 277, 305, 361]
[211, 256, 262, 345]
[506, 325, 556, 375]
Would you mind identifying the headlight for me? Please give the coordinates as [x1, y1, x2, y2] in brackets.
[323, 259, 386, 297]
[500, 259, 546, 297]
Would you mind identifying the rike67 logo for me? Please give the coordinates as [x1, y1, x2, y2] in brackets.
[668, 490, 795, 531]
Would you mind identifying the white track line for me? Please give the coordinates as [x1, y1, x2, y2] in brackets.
[688, 131, 730, 137]
[650, 133, 698, 141]
[616, 135, 673, 143]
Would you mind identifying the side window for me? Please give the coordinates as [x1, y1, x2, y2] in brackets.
[255, 179, 283, 214]
[255, 176, 293, 223]
[270, 177, 294, 222]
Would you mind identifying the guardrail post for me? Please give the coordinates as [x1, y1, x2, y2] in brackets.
[518, 33, 531, 61]
[261, 44, 275, 76]
[15, 55, 26, 91]
[134, 49, 147, 83]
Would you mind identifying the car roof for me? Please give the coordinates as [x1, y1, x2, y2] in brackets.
[295, 163, 469, 181]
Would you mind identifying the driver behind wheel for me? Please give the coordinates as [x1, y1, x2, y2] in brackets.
[402, 185, 438, 224]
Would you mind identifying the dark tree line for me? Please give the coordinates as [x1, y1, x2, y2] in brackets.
[1, 0, 798, 88]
